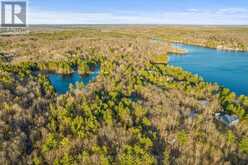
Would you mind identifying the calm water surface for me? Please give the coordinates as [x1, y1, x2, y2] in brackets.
[48, 65, 100, 94]
[169, 44, 248, 96]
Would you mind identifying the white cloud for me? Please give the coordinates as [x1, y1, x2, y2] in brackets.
[216, 8, 248, 14]
[28, 8, 248, 25]
[160, 9, 248, 25]
[186, 9, 200, 13]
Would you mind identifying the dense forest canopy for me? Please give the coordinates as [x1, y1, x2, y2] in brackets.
[0, 26, 248, 164]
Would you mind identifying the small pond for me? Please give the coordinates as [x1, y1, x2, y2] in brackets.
[47, 65, 100, 94]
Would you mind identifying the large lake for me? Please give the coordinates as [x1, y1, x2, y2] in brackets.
[48, 65, 100, 94]
[169, 44, 248, 96]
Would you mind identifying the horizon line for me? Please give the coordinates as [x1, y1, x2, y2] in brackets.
[27, 24, 248, 26]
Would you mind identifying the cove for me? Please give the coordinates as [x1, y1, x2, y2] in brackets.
[47, 65, 100, 94]
[169, 44, 248, 96]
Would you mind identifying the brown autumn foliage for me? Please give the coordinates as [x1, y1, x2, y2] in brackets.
[0, 26, 248, 165]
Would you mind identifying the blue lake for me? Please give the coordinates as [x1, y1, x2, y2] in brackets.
[48, 65, 100, 94]
[169, 44, 248, 96]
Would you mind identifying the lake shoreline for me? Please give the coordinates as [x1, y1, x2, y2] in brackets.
[169, 43, 248, 96]
[171, 40, 248, 53]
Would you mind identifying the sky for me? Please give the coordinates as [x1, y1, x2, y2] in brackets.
[26, 0, 248, 25]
